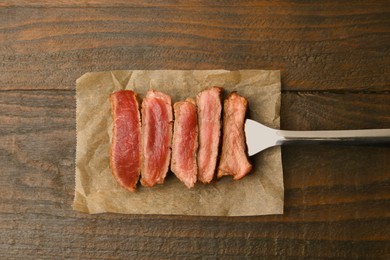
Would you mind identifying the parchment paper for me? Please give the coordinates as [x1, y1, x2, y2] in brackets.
[73, 70, 283, 216]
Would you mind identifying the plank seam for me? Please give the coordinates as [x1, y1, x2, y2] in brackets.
[282, 90, 390, 94]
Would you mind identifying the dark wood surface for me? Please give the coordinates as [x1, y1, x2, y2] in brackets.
[1, 1, 389, 258]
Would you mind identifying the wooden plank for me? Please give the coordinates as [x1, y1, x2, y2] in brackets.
[0, 90, 389, 258]
[1, 5, 389, 91]
[281, 91, 390, 130]
[0, 0, 381, 7]
[2, 0, 390, 8]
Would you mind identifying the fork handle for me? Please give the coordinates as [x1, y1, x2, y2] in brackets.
[276, 129, 390, 146]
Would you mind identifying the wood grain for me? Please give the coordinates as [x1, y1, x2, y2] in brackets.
[1, 2, 390, 91]
[1, 1, 390, 259]
[1, 0, 390, 8]
[282, 92, 390, 130]
[0, 90, 389, 258]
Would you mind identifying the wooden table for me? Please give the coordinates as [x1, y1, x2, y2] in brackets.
[1, 1, 389, 258]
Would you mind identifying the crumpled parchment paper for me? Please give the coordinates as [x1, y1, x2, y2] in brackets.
[73, 70, 283, 216]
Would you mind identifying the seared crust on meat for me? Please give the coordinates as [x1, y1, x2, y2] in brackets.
[217, 92, 252, 180]
[109, 90, 141, 191]
[140, 89, 173, 187]
[171, 98, 198, 188]
[196, 87, 223, 183]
